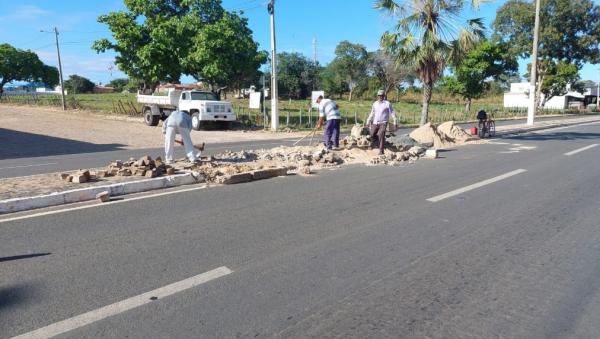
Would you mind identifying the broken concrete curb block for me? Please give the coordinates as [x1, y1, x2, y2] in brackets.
[96, 191, 110, 202]
[251, 167, 288, 180]
[425, 149, 438, 159]
[217, 172, 253, 185]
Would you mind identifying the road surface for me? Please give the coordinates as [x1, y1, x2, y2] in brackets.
[2, 122, 600, 337]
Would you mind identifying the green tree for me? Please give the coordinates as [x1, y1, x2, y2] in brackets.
[276, 52, 319, 99]
[182, 11, 267, 96]
[493, 0, 600, 107]
[442, 40, 517, 111]
[64, 74, 95, 94]
[321, 66, 345, 99]
[376, 0, 485, 125]
[0, 43, 59, 96]
[108, 78, 130, 92]
[368, 50, 416, 97]
[538, 60, 583, 106]
[93, 0, 225, 92]
[329, 41, 368, 101]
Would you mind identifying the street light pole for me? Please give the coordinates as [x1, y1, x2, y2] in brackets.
[527, 0, 542, 125]
[268, 0, 279, 131]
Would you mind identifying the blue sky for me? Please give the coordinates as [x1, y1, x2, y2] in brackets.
[0, 0, 598, 85]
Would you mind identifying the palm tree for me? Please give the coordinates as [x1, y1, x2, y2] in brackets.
[376, 0, 485, 125]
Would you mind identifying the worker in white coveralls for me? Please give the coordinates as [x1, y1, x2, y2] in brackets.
[162, 110, 198, 164]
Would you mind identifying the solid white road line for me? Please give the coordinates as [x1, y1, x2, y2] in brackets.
[12, 266, 233, 339]
[0, 163, 57, 170]
[0, 185, 207, 224]
[564, 144, 599, 156]
[427, 169, 527, 202]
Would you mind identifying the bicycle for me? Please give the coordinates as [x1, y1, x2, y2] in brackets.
[477, 113, 495, 138]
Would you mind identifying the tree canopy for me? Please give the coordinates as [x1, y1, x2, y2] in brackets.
[442, 40, 518, 111]
[182, 11, 267, 95]
[377, 0, 485, 125]
[493, 0, 600, 107]
[276, 52, 320, 100]
[64, 74, 95, 94]
[93, 0, 265, 93]
[0, 43, 59, 95]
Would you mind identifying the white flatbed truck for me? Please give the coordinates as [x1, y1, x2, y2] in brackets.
[137, 89, 237, 130]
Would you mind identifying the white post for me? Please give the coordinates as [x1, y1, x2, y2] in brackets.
[527, 0, 542, 125]
[269, 0, 279, 131]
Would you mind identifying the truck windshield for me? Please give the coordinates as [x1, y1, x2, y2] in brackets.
[190, 92, 218, 101]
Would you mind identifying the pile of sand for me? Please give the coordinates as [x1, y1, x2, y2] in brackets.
[409, 122, 454, 148]
[410, 121, 476, 148]
[437, 121, 475, 143]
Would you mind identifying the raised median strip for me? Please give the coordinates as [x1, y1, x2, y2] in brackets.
[0, 173, 202, 214]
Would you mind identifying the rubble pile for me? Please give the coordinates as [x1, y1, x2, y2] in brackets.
[60, 155, 175, 184]
[61, 121, 476, 186]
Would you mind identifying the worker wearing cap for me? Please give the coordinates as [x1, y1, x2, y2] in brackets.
[366, 90, 397, 154]
[162, 110, 198, 164]
[316, 95, 342, 150]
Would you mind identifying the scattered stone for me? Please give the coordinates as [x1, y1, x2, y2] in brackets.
[96, 191, 110, 202]
[59, 173, 70, 181]
[117, 168, 132, 176]
[72, 174, 87, 183]
[145, 169, 158, 178]
[166, 167, 175, 175]
[110, 160, 123, 168]
[350, 124, 369, 138]
[96, 170, 108, 178]
[298, 166, 312, 175]
[408, 146, 426, 156]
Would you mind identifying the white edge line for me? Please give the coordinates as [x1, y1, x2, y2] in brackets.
[564, 144, 599, 156]
[0, 185, 207, 224]
[0, 163, 58, 170]
[427, 169, 527, 202]
[12, 266, 233, 339]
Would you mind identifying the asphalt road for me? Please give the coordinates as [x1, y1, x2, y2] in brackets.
[0, 114, 581, 178]
[2, 122, 600, 338]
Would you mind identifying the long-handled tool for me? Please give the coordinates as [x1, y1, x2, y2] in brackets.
[175, 139, 205, 151]
[293, 126, 319, 146]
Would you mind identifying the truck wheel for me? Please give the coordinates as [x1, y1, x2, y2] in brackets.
[191, 112, 201, 131]
[144, 108, 159, 126]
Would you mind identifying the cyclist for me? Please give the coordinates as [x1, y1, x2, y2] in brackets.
[477, 109, 487, 123]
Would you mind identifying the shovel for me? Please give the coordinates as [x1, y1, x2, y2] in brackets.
[293, 126, 319, 146]
[175, 139, 205, 152]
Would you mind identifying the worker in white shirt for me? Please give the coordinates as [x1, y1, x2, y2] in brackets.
[162, 110, 198, 164]
[315, 95, 342, 150]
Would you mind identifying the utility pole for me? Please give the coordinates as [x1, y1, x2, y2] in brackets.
[313, 37, 317, 64]
[268, 0, 279, 131]
[42, 27, 66, 110]
[527, 0, 541, 125]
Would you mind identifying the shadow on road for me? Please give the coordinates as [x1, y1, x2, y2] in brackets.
[0, 128, 127, 160]
[0, 284, 38, 313]
[505, 132, 600, 142]
[0, 253, 51, 263]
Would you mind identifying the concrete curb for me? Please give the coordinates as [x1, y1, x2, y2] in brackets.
[0, 173, 201, 214]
